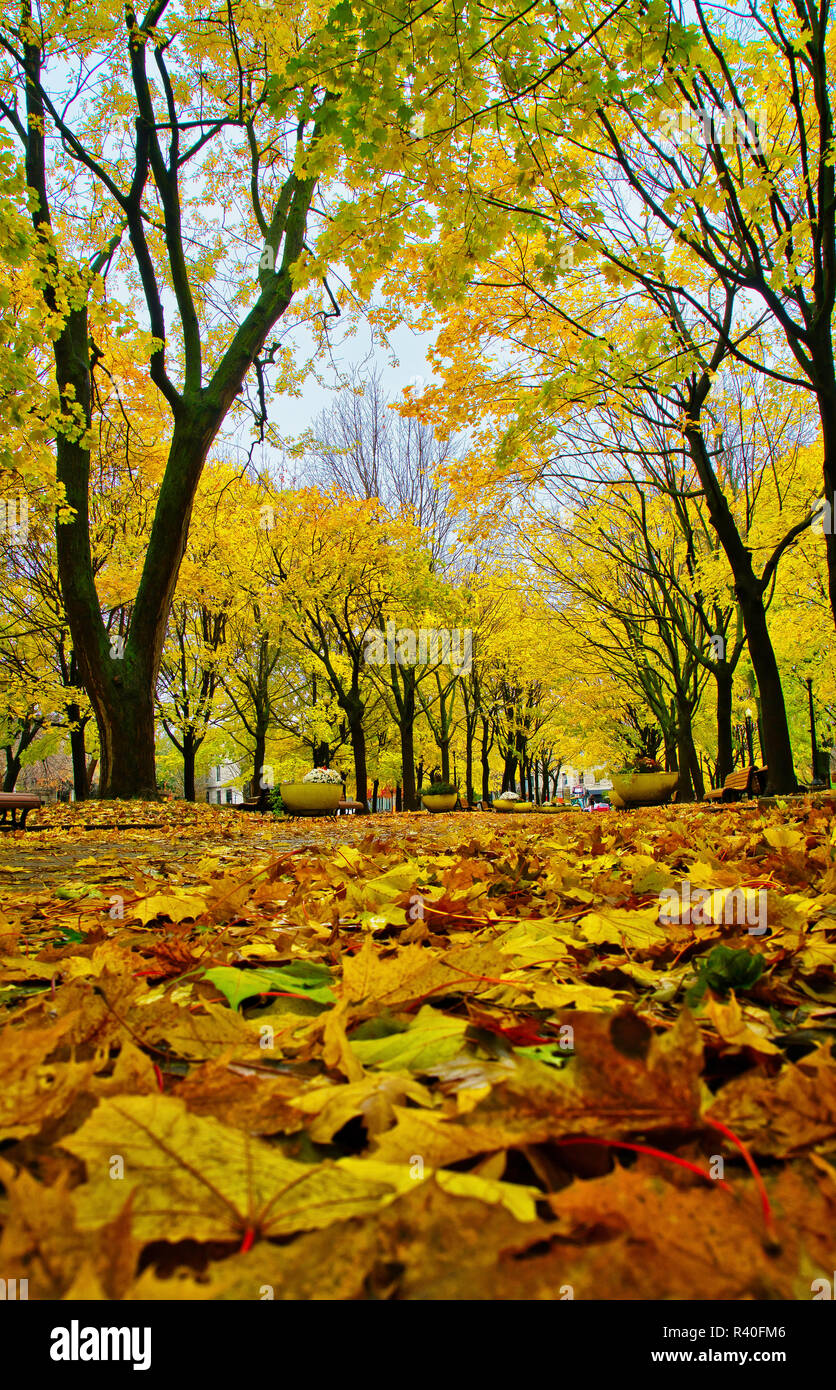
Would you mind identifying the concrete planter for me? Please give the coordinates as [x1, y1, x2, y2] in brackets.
[610, 772, 679, 806]
[280, 782, 341, 816]
[422, 793, 457, 812]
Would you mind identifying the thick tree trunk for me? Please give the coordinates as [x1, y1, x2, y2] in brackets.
[739, 594, 797, 792]
[3, 749, 20, 793]
[85, 667, 158, 799]
[438, 740, 450, 783]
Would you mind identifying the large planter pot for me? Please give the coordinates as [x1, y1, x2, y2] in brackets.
[610, 772, 678, 807]
[422, 793, 457, 812]
[280, 782, 341, 816]
[494, 799, 519, 813]
[515, 801, 533, 812]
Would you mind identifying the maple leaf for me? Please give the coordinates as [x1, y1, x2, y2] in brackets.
[61, 1094, 418, 1244]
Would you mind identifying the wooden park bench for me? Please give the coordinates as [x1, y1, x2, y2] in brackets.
[337, 799, 365, 815]
[0, 792, 42, 830]
[703, 766, 768, 803]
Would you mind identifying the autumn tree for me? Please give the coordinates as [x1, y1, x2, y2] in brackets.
[0, 0, 378, 796]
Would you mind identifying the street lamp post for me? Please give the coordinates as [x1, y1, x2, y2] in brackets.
[754, 696, 765, 762]
[745, 709, 755, 767]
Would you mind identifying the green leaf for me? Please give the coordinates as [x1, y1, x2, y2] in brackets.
[514, 1043, 572, 1069]
[204, 961, 335, 1011]
[54, 884, 94, 902]
[685, 946, 766, 1008]
[349, 1005, 468, 1071]
[56, 926, 87, 944]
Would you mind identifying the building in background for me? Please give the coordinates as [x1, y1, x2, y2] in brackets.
[205, 763, 244, 805]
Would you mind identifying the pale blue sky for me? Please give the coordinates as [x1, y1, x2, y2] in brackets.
[275, 318, 439, 442]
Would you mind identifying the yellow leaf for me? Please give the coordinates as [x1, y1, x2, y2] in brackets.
[434, 1170, 539, 1222]
[63, 1094, 425, 1242]
[132, 893, 207, 925]
[764, 825, 805, 851]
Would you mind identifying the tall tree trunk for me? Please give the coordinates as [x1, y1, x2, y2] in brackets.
[182, 729, 197, 803]
[810, 356, 836, 629]
[349, 712, 368, 811]
[714, 662, 734, 787]
[686, 425, 796, 793]
[675, 695, 695, 802]
[739, 598, 796, 791]
[399, 682, 419, 811]
[252, 717, 268, 803]
[663, 732, 677, 773]
[481, 718, 492, 801]
[67, 703, 88, 801]
[688, 736, 704, 801]
[465, 732, 475, 806]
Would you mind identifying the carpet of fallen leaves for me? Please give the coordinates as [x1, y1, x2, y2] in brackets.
[1, 796, 835, 1301]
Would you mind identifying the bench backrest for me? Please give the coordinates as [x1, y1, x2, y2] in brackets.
[723, 766, 761, 793]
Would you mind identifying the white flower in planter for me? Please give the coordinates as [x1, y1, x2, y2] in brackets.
[496, 790, 520, 801]
[302, 768, 344, 785]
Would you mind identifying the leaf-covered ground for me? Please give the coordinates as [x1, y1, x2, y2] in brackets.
[1, 797, 835, 1300]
